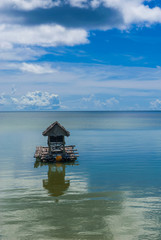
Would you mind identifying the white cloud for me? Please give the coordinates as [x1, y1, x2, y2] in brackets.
[105, 97, 119, 105]
[0, 24, 88, 60]
[80, 95, 119, 110]
[0, 0, 59, 10]
[0, 46, 46, 61]
[0, 94, 8, 105]
[120, 1, 161, 25]
[1, 63, 161, 93]
[150, 99, 161, 110]
[94, 97, 119, 109]
[0, 42, 12, 49]
[68, 0, 88, 8]
[156, 66, 161, 69]
[11, 91, 60, 110]
[82, 94, 94, 102]
[0, 24, 88, 47]
[0, 63, 161, 110]
[1, 63, 161, 95]
[0, 92, 16, 107]
[0, 90, 60, 110]
[20, 63, 57, 74]
[0, 0, 160, 57]
[58, 0, 161, 27]
[96, 0, 161, 26]
[11, 86, 16, 95]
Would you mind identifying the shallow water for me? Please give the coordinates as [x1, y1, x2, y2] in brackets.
[1, 112, 161, 240]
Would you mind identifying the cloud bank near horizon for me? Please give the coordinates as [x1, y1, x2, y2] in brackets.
[0, 63, 161, 110]
[0, 91, 60, 111]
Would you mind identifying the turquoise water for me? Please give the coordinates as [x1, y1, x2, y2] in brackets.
[1, 112, 161, 239]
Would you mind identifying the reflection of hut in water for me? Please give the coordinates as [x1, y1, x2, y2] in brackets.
[34, 121, 79, 162]
[43, 164, 70, 197]
[34, 159, 125, 239]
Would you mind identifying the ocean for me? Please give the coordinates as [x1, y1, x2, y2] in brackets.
[1, 111, 161, 240]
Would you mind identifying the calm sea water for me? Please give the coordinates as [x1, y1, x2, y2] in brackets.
[1, 111, 161, 240]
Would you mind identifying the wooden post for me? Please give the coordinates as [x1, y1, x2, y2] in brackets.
[48, 136, 51, 154]
[63, 136, 65, 154]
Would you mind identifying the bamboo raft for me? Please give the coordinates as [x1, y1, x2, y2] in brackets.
[34, 145, 79, 163]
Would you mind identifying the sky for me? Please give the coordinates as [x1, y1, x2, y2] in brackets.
[0, 0, 161, 111]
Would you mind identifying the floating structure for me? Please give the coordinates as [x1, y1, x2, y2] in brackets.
[34, 121, 79, 162]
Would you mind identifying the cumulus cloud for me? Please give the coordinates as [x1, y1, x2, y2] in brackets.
[11, 91, 60, 110]
[102, 0, 161, 26]
[0, 94, 8, 105]
[82, 94, 94, 102]
[0, 24, 88, 48]
[0, 91, 60, 110]
[81, 95, 119, 109]
[20, 63, 57, 74]
[150, 99, 161, 110]
[0, 0, 160, 53]
[16, 5, 122, 29]
[106, 97, 119, 105]
[1, 0, 161, 28]
[0, 91, 16, 108]
[94, 97, 119, 108]
[0, 0, 59, 10]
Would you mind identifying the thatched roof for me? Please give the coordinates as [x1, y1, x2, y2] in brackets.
[42, 121, 70, 137]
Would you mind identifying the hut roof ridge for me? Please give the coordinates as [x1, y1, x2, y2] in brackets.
[42, 121, 70, 136]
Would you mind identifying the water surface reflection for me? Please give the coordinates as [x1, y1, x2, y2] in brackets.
[33, 160, 125, 239]
[35, 161, 72, 197]
[43, 164, 70, 197]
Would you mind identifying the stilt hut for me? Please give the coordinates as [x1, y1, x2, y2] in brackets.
[34, 121, 79, 162]
[42, 121, 70, 155]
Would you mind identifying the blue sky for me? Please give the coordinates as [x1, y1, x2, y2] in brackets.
[0, 0, 161, 110]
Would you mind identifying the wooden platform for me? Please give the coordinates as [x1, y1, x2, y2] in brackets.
[34, 145, 79, 162]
